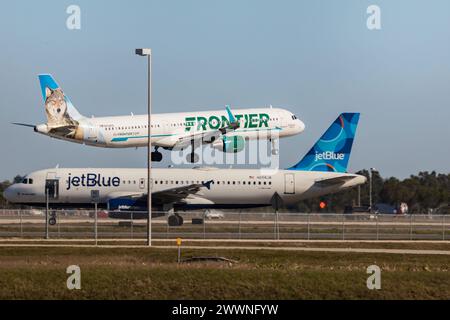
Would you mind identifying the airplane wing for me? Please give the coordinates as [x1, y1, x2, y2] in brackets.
[152, 181, 212, 204]
[314, 175, 356, 187]
[107, 181, 213, 210]
[172, 105, 239, 150]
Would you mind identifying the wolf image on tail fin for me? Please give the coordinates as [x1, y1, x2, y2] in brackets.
[44, 87, 76, 127]
[38, 74, 84, 139]
[288, 113, 360, 173]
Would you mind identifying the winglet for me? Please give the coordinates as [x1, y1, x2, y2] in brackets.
[202, 180, 213, 190]
[225, 105, 236, 123]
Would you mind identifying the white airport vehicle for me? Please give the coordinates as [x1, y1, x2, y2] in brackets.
[4, 113, 364, 226]
[13, 75, 305, 163]
[204, 210, 225, 220]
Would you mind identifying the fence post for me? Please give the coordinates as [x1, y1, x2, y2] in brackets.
[57, 211, 60, 239]
[94, 204, 98, 246]
[443, 215, 445, 241]
[376, 214, 379, 241]
[409, 214, 413, 240]
[238, 210, 241, 240]
[130, 211, 134, 239]
[19, 209, 23, 238]
[166, 212, 169, 239]
[307, 214, 310, 240]
[203, 212, 206, 240]
[273, 211, 280, 240]
[276, 212, 280, 240]
[342, 214, 345, 240]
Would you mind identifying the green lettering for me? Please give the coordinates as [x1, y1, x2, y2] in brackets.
[220, 115, 230, 128]
[248, 114, 258, 128]
[259, 113, 269, 128]
[185, 116, 196, 132]
[196, 116, 207, 131]
[208, 115, 220, 129]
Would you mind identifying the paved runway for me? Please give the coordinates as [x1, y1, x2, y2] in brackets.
[1, 241, 449, 255]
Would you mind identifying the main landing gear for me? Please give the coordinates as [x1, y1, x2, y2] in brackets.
[151, 147, 163, 162]
[168, 213, 184, 226]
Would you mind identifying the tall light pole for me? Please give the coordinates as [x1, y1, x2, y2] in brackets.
[369, 167, 376, 212]
[136, 48, 152, 246]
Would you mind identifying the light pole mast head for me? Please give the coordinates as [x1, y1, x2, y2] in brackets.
[135, 48, 152, 56]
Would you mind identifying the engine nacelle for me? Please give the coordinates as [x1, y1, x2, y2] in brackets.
[212, 136, 245, 153]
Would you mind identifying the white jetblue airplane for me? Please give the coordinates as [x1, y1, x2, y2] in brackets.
[4, 113, 365, 226]
[14, 75, 305, 162]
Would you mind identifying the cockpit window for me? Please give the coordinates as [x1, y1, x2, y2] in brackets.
[21, 178, 33, 184]
[291, 115, 297, 120]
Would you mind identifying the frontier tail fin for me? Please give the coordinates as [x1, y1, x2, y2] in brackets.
[288, 113, 360, 173]
[38, 74, 83, 127]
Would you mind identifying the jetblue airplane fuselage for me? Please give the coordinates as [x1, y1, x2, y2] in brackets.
[3, 167, 366, 209]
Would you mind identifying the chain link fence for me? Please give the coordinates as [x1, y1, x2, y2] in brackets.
[0, 209, 448, 240]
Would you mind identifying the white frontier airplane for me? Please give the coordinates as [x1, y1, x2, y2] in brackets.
[14, 74, 305, 163]
[4, 113, 365, 226]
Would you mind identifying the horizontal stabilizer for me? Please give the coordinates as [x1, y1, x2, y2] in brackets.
[314, 175, 356, 187]
[12, 122, 35, 128]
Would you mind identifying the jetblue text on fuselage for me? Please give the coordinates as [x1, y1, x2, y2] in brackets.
[67, 173, 120, 190]
[315, 151, 345, 161]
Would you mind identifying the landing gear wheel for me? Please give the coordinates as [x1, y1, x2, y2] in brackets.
[48, 217, 57, 226]
[186, 153, 199, 163]
[168, 215, 184, 226]
[151, 152, 163, 162]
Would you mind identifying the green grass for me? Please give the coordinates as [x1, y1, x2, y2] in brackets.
[0, 246, 449, 299]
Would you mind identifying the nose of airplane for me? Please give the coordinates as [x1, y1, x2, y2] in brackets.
[297, 119, 306, 133]
[3, 185, 14, 202]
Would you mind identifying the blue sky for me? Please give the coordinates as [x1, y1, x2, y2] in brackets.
[0, 0, 449, 180]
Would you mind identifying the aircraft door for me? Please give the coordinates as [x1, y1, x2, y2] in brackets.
[87, 126, 98, 142]
[139, 178, 145, 190]
[45, 172, 59, 200]
[284, 173, 295, 194]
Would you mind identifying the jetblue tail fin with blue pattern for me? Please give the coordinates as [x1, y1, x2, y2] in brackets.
[288, 113, 360, 173]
